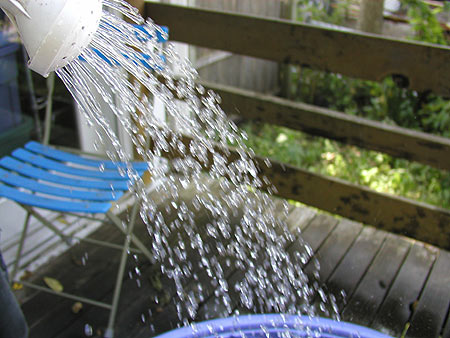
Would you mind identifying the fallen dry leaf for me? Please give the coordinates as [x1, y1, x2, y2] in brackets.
[71, 302, 83, 314]
[20, 270, 33, 281]
[43, 277, 63, 293]
[56, 216, 69, 225]
[12, 282, 23, 291]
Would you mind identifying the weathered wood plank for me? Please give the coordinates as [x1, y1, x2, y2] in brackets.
[326, 226, 387, 313]
[406, 249, 450, 338]
[256, 162, 450, 250]
[146, 3, 450, 97]
[39, 261, 124, 338]
[193, 0, 280, 94]
[304, 219, 363, 283]
[202, 81, 450, 171]
[58, 259, 155, 338]
[294, 214, 339, 255]
[285, 205, 316, 233]
[304, 219, 364, 318]
[371, 242, 438, 336]
[341, 234, 411, 326]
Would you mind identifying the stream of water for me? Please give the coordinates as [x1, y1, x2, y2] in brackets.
[56, 0, 340, 334]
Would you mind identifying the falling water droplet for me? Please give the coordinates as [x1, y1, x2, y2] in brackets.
[84, 324, 93, 336]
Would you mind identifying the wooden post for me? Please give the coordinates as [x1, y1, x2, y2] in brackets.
[125, 0, 152, 183]
[279, 0, 297, 99]
[126, 0, 145, 15]
[357, 0, 385, 34]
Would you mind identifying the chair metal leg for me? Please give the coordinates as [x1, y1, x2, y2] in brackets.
[11, 199, 153, 338]
[10, 212, 32, 283]
[104, 203, 141, 338]
[22, 205, 73, 245]
[106, 210, 155, 264]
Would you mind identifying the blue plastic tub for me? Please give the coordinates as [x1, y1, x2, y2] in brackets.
[155, 314, 393, 338]
[0, 32, 22, 133]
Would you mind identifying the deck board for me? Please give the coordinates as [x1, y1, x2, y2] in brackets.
[406, 249, 450, 338]
[326, 226, 387, 313]
[370, 242, 438, 336]
[296, 214, 339, 253]
[304, 219, 363, 283]
[340, 233, 411, 327]
[13, 185, 450, 338]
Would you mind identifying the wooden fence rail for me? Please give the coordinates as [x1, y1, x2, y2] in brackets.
[146, 2, 450, 97]
[202, 81, 450, 171]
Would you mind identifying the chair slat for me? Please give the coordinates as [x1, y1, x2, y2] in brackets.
[0, 157, 130, 191]
[13, 149, 131, 180]
[0, 182, 112, 213]
[0, 168, 122, 202]
[25, 141, 149, 171]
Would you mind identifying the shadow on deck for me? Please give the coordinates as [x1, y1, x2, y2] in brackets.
[16, 182, 450, 338]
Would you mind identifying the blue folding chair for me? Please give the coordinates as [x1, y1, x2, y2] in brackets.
[0, 140, 153, 337]
[0, 22, 169, 337]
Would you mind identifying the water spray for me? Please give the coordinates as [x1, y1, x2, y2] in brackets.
[0, 0, 103, 77]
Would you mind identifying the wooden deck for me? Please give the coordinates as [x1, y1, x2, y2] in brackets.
[16, 185, 450, 338]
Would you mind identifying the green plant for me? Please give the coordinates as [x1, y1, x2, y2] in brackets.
[296, 0, 355, 26]
[404, 0, 450, 45]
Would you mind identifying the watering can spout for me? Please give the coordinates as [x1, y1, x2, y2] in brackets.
[0, 0, 29, 18]
[0, 0, 103, 77]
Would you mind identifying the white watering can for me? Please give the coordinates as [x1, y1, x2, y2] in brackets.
[0, 0, 103, 77]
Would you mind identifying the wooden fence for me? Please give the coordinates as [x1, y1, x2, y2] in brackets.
[188, 0, 285, 93]
[145, 3, 450, 250]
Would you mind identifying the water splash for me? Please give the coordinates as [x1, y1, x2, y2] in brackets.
[56, 0, 340, 329]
